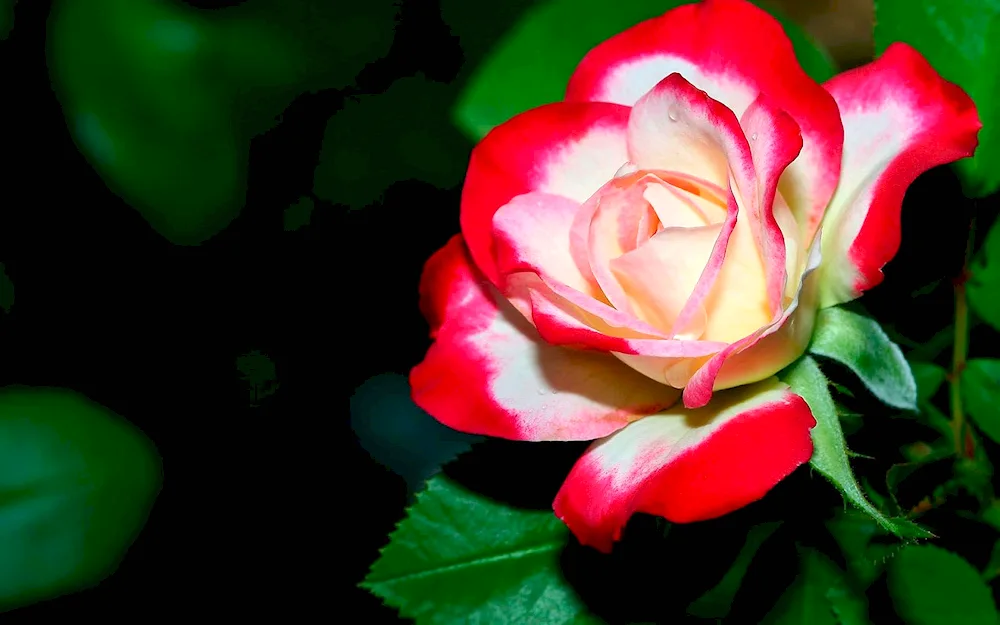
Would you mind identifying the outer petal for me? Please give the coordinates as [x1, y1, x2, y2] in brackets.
[461, 102, 631, 285]
[818, 43, 981, 308]
[553, 377, 815, 552]
[566, 0, 842, 242]
[411, 235, 682, 441]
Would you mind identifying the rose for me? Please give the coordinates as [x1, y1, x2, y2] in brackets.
[411, 0, 980, 552]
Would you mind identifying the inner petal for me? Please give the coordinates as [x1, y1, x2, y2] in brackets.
[627, 73, 756, 199]
[576, 167, 736, 335]
[609, 223, 722, 335]
[645, 182, 727, 229]
[700, 201, 772, 343]
[586, 179, 651, 316]
[772, 191, 803, 304]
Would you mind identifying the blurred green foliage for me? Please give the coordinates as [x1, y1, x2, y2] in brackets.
[236, 349, 279, 407]
[451, 0, 836, 143]
[47, 0, 396, 244]
[0, 387, 161, 611]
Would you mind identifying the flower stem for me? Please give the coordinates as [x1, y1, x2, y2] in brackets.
[950, 211, 975, 458]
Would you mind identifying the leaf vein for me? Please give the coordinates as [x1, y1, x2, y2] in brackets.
[366, 540, 564, 586]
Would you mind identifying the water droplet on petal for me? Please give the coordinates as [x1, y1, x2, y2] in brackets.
[751, 132, 758, 141]
[667, 107, 679, 122]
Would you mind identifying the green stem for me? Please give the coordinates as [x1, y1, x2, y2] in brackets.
[951, 287, 968, 456]
[950, 212, 976, 458]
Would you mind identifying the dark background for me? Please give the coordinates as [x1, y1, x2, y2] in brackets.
[0, 0, 333, 617]
[0, 0, 993, 620]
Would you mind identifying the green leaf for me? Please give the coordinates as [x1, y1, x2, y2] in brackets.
[808, 307, 917, 411]
[350, 374, 482, 493]
[962, 358, 1000, 444]
[886, 463, 924, 515]
[874, 1, 1000, 198]
[236, 349, 279, 407]
[969, 216, 1000, 332]
[451, 0, 836, 141]
[909, 362, 947, 404]
[0, 386, 161, 611]
[687, 521, 781, 619]
[363, 475, 597, 624]
[984, 540, 1000, 581]
[828, 583, 870, 625]
[954, 442, 995, 503]
[782, 357, 931, 539]
[885, 456, 954, 515]
[915, 404, 954, 441]
[0, 0, 12, 41]
[761, 545, 869, 625]
[314, 76, 468, 210]
[283, 196, 314, 232]
[906, 324, 962, 363]
[0, 263, 12, 314]
[887, 545, 999, 625]
[826, 511, 896, 589]
[49, 0, 370, 244]
[983, 501, 1000, 531]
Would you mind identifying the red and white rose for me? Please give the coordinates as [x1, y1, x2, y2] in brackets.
[410, 0, 980, 551]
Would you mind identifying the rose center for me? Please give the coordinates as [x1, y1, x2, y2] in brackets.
[577, 159, 775, 348]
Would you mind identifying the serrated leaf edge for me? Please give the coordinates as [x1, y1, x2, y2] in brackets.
[788, 357, 935, 542]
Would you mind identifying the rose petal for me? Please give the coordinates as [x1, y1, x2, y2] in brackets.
[627, 73, 756, 196]
[411, 235, 682, 441]
[646, 181, 726, 228]
[699, 211, 771, 344]
[627, 74, 758, 339]
[553, 377, 815, 552]
[585, 176, 651, 316]
[508, 272, 727, 358]
[493, 189, 676, 340]
[493, 192, 602, 298]
[684, 234, 823, 408]
[817, 43, 980, 307]
[566, 0, 842, 245]
[461, 102, 631, 285]
[740, 95, 804, 313]
[609, 224, 722, 335]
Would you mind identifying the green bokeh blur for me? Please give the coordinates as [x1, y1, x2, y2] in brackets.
[0, 387, 161, 610]
[47, 0, 394, 244]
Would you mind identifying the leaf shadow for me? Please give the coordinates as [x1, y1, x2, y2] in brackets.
[558, 515, 745, 624]
[442, 438, 587, 511]
[555, 467, 827, 623]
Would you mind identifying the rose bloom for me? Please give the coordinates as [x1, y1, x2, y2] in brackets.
[410, 0, 980, 551]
